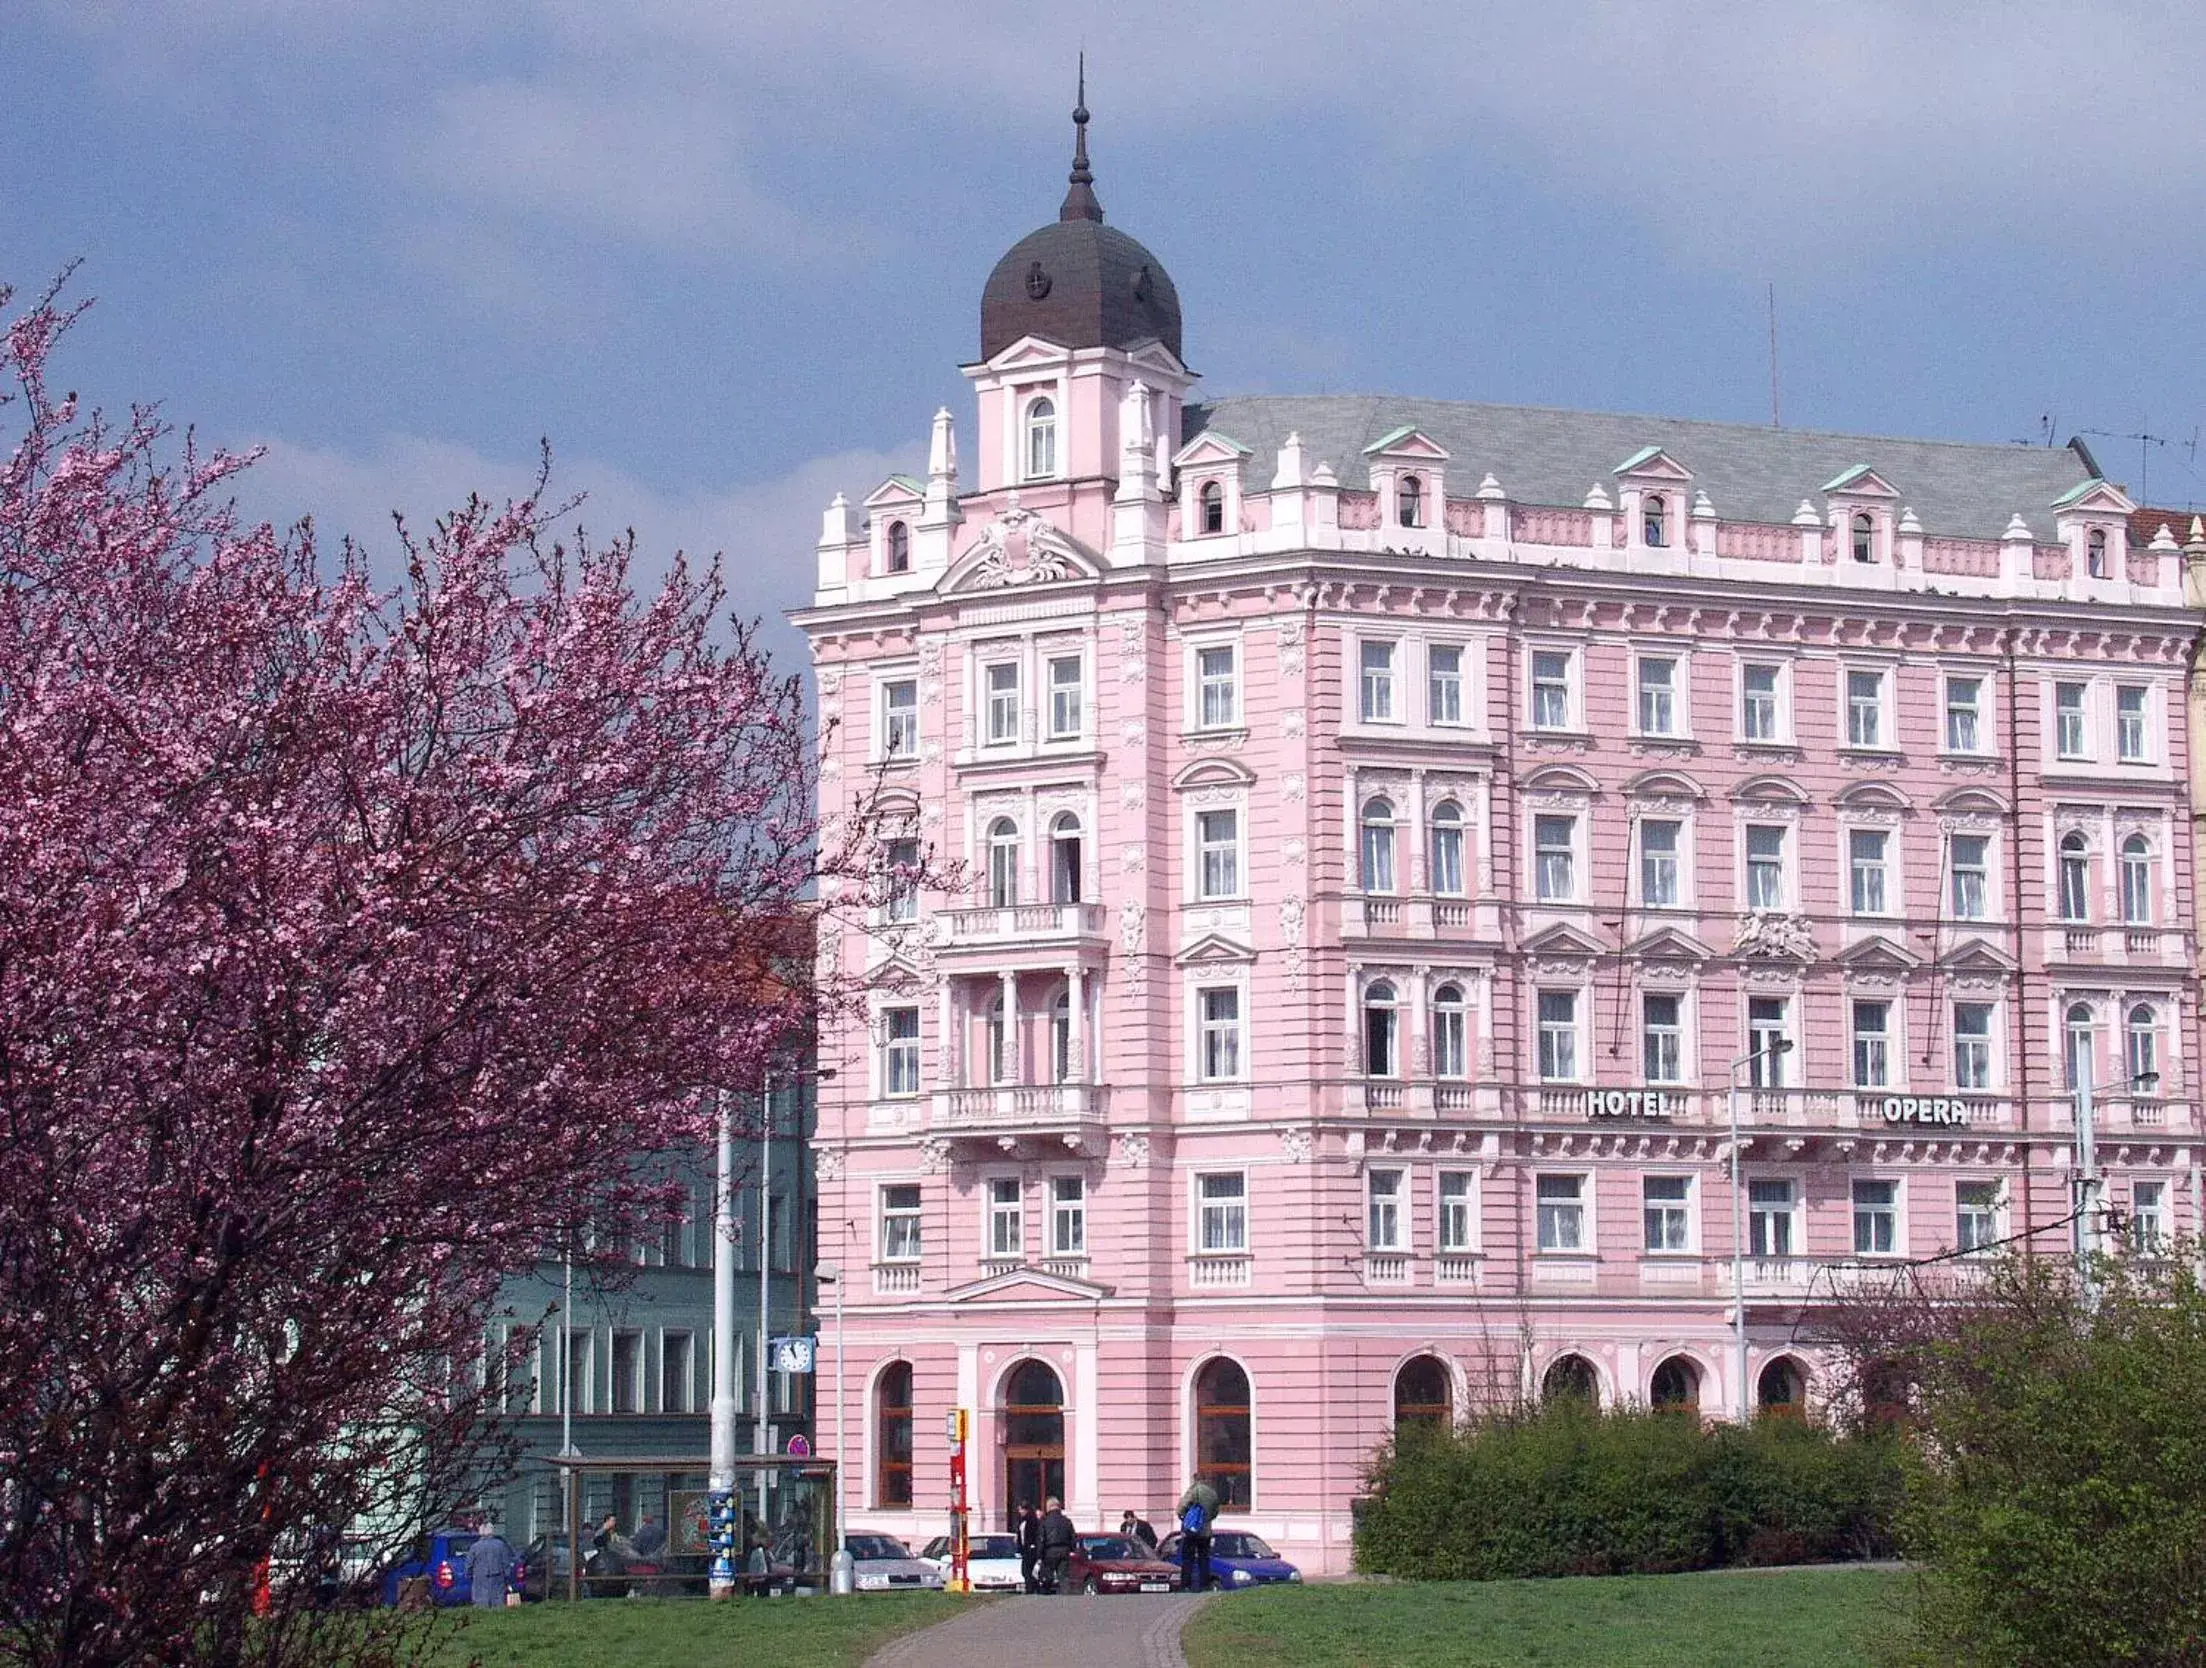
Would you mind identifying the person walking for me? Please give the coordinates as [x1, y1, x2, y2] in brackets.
[1118, 1509, 1157, 1553]
[463, 1524, 515, 1609]
[1015, 1503, 1041, 1594]
[1036, 1496, 1075, 1595]
[1174, 1476, 1219, 1594]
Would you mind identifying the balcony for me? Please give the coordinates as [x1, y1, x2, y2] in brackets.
[932, 1083, 1108, 1145]
[1187, 1255, 1252, 1290]
[1363, 1253, 1413, 1286]
[872, 1262, 921, 1296]
[1434, 1254, 1481, 1287]
[1739, 1257, 1812, 1299]
[939, 902, 1106, 952]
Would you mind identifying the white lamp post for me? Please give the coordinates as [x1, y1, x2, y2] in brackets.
[707, 1089, 740, 1598]
[815, 1263, 844, 1545]
[1728, 1035, 1794, 1423]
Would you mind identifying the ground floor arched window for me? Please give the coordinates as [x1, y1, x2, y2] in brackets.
[876, 1361, 913, 1507]
[1542, 1353, 1598, 1406]
[1394, 1355, 1453, 1434]
[1194, 1357, 1253, 1509]
[1649, 1355, 1701, 1413]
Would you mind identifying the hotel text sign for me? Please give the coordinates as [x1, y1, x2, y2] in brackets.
[1568, 1089, 1683, 1120]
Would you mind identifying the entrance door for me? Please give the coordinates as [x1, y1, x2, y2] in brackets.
[1000, 1360, 1065, 1528]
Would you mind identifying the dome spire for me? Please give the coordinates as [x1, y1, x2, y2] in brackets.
[1060, 53, 1103, 223]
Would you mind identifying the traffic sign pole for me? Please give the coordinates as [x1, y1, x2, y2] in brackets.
[946, 1406, 970, 1594]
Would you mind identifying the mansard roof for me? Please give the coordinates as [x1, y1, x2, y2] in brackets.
[1182, 395, 2100, 541]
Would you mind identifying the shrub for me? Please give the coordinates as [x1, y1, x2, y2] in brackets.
[1356, 1401, 1902, 1581]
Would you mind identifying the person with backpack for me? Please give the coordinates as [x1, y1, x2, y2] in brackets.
[1174, 1476, 1219, 1593]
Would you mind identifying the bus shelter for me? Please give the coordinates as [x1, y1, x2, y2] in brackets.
[545, 1453, 838, 1602]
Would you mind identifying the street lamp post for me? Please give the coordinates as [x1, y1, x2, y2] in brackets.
[708, 1089, 740, 1599]
[816, 1263, 844, 1542]
[1728, 1035, 1795, 1423]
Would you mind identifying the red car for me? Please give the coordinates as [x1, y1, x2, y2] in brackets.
[1061, 1533, 1181, 1595]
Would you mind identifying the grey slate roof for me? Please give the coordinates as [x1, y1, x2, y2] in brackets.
[1182, 394, 2101, 542]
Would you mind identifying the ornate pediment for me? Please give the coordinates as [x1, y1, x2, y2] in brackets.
[944, 1266, 1115, 1304]
[1732, 912, 1818, 961]
[1363, 425, 1452, 462]
[1612, 444, 1694, 482]
[1174, 932, 1256, 967]
[1823, 464, 1901, 499]
[1836, 933, 1923, 972]
[1522, 922, 1607, 959]
[942, 496, 1103, 592]
[1629, 926, 1716, 963]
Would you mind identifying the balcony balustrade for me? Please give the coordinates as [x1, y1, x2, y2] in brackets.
[932, 1082, 1107, 1139]
[872, 1262, 921, 1295]
[1362, 1253, 1412, 1286]
[1433, 1254, 1481, 1287]
[939, 901, 1106, 948]
[1186, 1255, 1252, 1290]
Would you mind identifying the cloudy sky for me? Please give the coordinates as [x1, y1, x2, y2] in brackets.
[9, 2, 2205, 673]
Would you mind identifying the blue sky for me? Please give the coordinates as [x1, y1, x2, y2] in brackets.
[9, 2, 2206, 674]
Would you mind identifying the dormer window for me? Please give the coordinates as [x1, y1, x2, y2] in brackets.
[1852, 513, 1875, 564]
[1199, 479, 1225, 535]
[1643, 494, 1667, 548]
[1398, 474, 1424, 528]
[2088, 528, 2108, 578]
[886, 520, 910, 573]
[1024, 396, 1057, 480]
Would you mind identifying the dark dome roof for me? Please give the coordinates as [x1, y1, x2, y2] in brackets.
[978, 75, 1182, 363]
[981, 219, 1183, 362]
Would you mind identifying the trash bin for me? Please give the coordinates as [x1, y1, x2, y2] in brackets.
[829, 1548, 854, 1596]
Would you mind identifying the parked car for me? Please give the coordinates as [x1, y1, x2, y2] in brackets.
[1154, 1529, 1302, 1589]
[917, 1532, 1025, 1591]
[844, 1532, 946, 1593]
[380, 1528, 524, 1607]
[1062, 1533, 1181, 1595]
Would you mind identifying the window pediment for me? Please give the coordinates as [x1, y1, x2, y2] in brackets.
[1172, 431, 1252, 469]
[1173, 756, 1257, 791]
[1835, 781, 1913, 813]
[1175, 932, 1256, 967]
[863, 475, 925, 509]
[1612, 445, 1693, 483]
[1835, 934, 1922, 971]
[1933, 786, 2010, 816]
[1822, 464, 1901, 499]
[1732, 773, 1809, 806]
[1623, 768, 1707, 801]
[1522, 762, 1601, 796]
[1361, 425, 1451, 462]
[1522, 922, 1606, 959]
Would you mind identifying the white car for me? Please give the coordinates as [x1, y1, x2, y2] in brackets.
[844, 1533, 947, 1593]
[918, 1531, 1026, 1592]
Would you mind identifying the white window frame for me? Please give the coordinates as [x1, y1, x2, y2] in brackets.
[879, 1183, 923, 1263]
[1195, 983, 1244, 1083]
[1746, 1175, 1798, 1258]
[1743, 823, 1789, 912]
[1534, 1172, 1589, 1254]
[984, 659, 1022, 746]
[1195, 807, 1242, 901]
[1049, 1175, 1086, 1256]
[1431, 982, 1470, 1078]
[1739, 659, 1788, 745]
[1361, 795, 1399, 894]
[1046, 654, 1084, 741]
[2057, 833, 2092, 922]
[1533, 812, 1579, 904]
[882, 835, 921, 925]
[1638, 816, 1684, 909]
[1528, 646, 1579, 731]
[1363, 979, 1402, 1079]
[881, 1006, 922, 1098]
[1851, 1176, 1902, 1258]
[1024, 394, 1057, 481]
[1746, 996, 1791, 1087]
[2116, 684, 2150, 763]
[1437, 1170, 1478, 1253]
[1634, 652, 1684, 738]
[1193, 1171, 1249, 1255]
[1847, 826, 1893, 916]
[1642, 989, 1686, 1083]
[1943, 672, 1988, 755]
[1193, 641, 1239, 730]
[1948, 831, 1991, 921]
[2131, 1178, 2170, 1252]
[984, 1176, 1024, 1260]
[1952, 1001, 1996, 1091]
[2054, 680, 2088, 760]
[1366, 1168, 1406, 1251]
[1535, 988, 1582, 1083]
[881, 676, 920, 760]
[1359, 639, 1399, 723]
[1843, 665, 1891, 751]
[1641, 1174, 1695, 1255]
[1955, 1179, 2002, 1255]
[1428, 642, 1466, 727]
[2120, 834, 2153, 925]
[1850, 998, 1893, 1089]
[1429, 800, 1468, 897]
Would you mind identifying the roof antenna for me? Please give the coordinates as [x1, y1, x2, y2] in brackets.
[1767, 282, 1781, 428]
[1061, 52, 1103, 223]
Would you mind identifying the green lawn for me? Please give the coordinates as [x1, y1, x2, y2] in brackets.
[425, 1591, 983, 1668]
[1182, 1566, 1913, 1668]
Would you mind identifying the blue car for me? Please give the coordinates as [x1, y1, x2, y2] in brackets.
[380, 1527, 524, 1607]
[1155, 1528, 1302, 1589]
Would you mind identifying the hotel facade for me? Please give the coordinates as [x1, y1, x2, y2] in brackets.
[795, 108, 2204, 1571]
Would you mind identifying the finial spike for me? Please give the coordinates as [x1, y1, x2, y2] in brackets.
[1060, 54, 1103, 222]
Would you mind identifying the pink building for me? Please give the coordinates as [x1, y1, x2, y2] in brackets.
[796, 105, 2202, 1572]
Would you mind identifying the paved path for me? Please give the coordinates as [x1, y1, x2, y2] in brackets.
[866, 1593, 1213, 1668]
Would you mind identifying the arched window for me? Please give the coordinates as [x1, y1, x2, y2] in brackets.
[1429, 800, 1465, 896]
[2127, 1003, 2160, 1090]
[1052, 986, 1074, 1084]
[1361, 797, 1397, 893]
[1025, 397, 1057, 480]
[1398, 474, 1424, 529]
[1431, 982, 1468, 1079]
[876, 1362, 914, 1507]
[1004, 1360, 1065, 1516]
[987, 817, 1020, 910]
[2088, 527, 2109, 578]
[2120, 833, 2151, 925]
[2065, 1002, 2097, 1093]
[1542, 1354, 1598, 1406]
[1757, 1357, 1807, 1420]
[1199, 479, 1225, 535]
[986, 992, 1012, 1085]
[1193, 1357, 1252, 1509]
[1394, 1355, 1453, 1433]
[886, 520, 911, 573]
[1852, 512, 1875, 563]
[1643, 493, 1667, 548]
[1650, 1355, 1701, 1413]
[2058, 832, 2091, 922]
[1363, 980, 1399, 1078]
[1051, 812, 1083, 905]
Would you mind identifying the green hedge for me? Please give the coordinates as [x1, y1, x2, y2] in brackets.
[1355, 1403, 1903, 1580]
